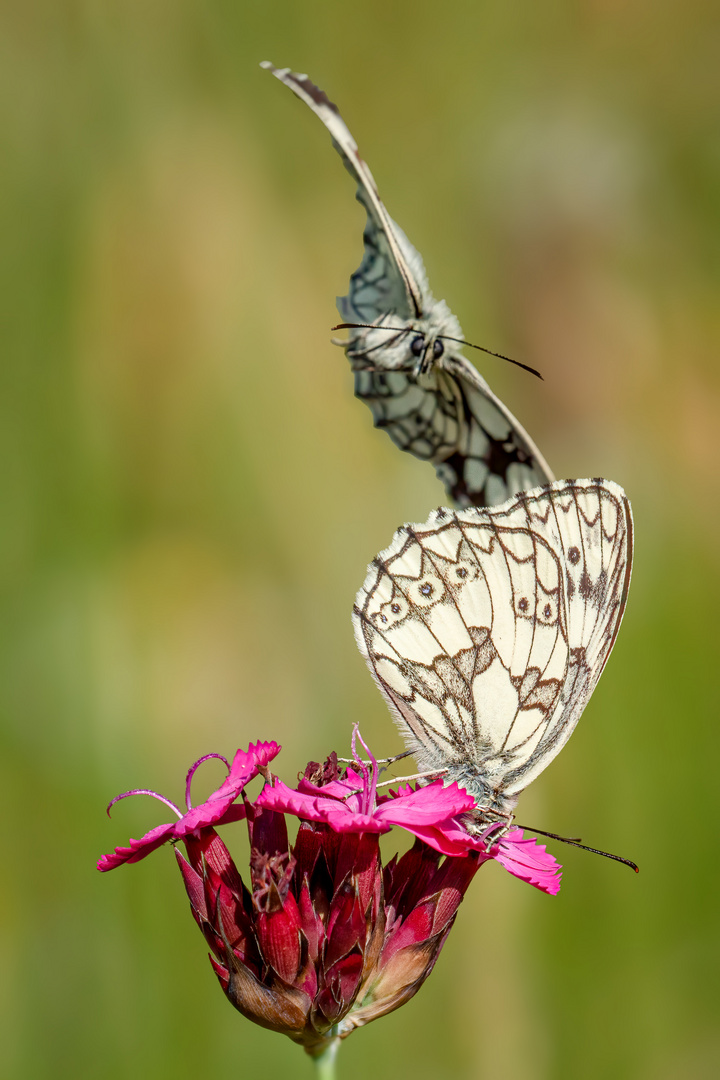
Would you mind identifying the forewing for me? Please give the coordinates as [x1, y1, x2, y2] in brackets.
[498, 478, 633, 793]
[355, 356, 554, 508]
[262, 62, 426, 320]
[353, 479, 632, 802]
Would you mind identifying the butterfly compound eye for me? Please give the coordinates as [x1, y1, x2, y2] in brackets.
[410, 335, 425, 357]
[432, 339, 444, 359]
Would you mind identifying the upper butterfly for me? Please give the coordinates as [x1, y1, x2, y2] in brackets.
[353, 479, 633, 823]
[262, 62, 553, 508]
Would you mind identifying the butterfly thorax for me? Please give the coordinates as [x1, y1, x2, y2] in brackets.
[345, 301, 464, 379]
[414, 754, 519, 821]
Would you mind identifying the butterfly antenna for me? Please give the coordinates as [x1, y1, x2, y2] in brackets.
[332, 324, 544, 380]
[514, 824, 639, 873]
[332, 322, 411, 334]
[438, 336, 544, 381]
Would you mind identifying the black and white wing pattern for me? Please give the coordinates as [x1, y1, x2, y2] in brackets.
[262, 62, 553, 508]
[353, 479, 633, 819]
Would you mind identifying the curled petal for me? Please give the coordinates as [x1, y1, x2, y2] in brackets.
[197, 740, 281, 812]
[99, 740, 279, 873]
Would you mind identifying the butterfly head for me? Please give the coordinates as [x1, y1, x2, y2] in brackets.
[410, 333, 444, 377]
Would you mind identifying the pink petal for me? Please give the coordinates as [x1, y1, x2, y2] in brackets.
[384, 813, 563, 894]
[212, 740, 281, 801]
[256, 779, 333, 818]
[389, 819, 494, 858]
[256, 780, 387, 834]
[375, 781, 476, 827]
[99, 740, 277, 872]
[494, 829, 563, 896]
[322, 811, 386, 834]
[175, 799, 247, 836]
[171, 741, 279, 836]
[97, 821, 177, 871]
[297, 766, 364, 801]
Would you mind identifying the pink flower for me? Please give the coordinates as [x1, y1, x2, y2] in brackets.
[98, 732, 561, 1062]
[257, 731, 561, 895]
[97, 741, 280, 871]
[174, 773, 484, 1054]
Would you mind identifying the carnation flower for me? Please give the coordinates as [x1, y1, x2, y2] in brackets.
[99, 733, 561, 1072]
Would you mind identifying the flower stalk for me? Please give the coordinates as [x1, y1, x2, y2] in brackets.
[312, 1035, 340, 1079]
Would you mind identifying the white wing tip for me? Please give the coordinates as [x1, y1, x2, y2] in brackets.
[260, 61, 309, 82]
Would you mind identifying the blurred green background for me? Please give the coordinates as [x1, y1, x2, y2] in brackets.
[1, 2, 718, 1078]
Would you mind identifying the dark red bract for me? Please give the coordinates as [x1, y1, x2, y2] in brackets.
[177, 800, 481, 1053]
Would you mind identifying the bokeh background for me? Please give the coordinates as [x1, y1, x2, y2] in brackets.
[1, 2, 718, 1078]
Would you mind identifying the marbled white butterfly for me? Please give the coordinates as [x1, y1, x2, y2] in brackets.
[262, 62, 553, 508]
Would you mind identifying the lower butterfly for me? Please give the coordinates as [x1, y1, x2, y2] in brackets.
[353, 478, 633, 823]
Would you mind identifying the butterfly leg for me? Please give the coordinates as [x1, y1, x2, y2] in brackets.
[374, 768, 448, 790]
[464, 810, 516, 849]
[337, 750, 414, 767]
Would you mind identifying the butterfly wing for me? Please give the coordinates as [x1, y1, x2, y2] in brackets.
[355, 355, 554, 508]
[353, 479, 632, 810]
[263, 62, 553, 508]
[261, 62, 426, 321]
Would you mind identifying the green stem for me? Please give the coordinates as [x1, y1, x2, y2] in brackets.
[312, 1036, 340, 1080]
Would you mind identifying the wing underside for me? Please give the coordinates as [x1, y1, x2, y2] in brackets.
[353, 479, 632, 805]
[354, 361, 553, 507]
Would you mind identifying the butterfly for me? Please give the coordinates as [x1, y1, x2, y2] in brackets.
[353, 478, 633, 823]
[262, 62, 553, 509]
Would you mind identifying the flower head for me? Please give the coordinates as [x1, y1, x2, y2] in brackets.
[99, 733, 561, 1058]
[174, 773, 483, 1052]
